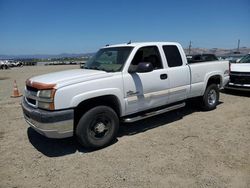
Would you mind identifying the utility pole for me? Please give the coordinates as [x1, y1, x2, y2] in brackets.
[237, 39, 240, 53]
[188, 41, 192, 55]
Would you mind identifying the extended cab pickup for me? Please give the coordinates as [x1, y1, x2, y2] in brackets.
[22, 42, 230, 148]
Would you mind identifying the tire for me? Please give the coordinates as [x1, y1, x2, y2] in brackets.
[201, 84, 219, 111]
[76, 106, 119, 149]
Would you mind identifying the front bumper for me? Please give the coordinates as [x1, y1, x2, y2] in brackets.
[22, 98, 74, 138]
[225, 71, 250, 91]
[225, 83, 250, 91]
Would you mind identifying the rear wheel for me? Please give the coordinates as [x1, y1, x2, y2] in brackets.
[76, 106, 119, 149]
[201, 84, 219, 111]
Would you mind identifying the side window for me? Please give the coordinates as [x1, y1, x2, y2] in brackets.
[130, 46, 163, 69]
[163, 45, 183, 67]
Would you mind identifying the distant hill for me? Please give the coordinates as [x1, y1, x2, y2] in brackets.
[0, 53, 95, 60]
[184, 47, 250, 56]
[1, 47, 250, 60]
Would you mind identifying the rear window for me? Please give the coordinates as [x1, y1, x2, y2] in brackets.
[163, 45, 183, 67]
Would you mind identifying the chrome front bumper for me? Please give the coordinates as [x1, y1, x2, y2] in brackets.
[224, 83, 250, 91]
[22, 98, 74, 138]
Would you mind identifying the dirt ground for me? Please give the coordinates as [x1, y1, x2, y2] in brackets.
[0, 65, 250, 188]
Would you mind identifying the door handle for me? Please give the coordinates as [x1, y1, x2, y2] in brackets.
[160, 74, 168, 80]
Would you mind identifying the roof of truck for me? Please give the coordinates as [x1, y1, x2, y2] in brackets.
[103, 42, 180, 48]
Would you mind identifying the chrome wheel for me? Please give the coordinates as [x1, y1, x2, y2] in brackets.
[208, 89, 217, 106]
[201, 84, 219, 111]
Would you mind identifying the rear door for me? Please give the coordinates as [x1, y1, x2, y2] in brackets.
[162, 45, 190, 104]
[123, 46, 170, 115]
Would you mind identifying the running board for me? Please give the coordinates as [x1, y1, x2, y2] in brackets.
[122, 102, 186, 123]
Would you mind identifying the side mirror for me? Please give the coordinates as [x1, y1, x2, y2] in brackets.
[128, 62, 154, 73]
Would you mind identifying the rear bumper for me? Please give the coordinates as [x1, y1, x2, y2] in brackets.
[22, 98, 74, 138]
[222, 76, 230, 89]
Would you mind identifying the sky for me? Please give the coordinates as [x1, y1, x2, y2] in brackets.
[0, 0, 249, 55]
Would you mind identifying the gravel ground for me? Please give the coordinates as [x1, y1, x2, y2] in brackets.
[0, 65, 250, 188]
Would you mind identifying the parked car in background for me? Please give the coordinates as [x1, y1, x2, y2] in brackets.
[0, 60, 23, 69]
[0, 60, 10, 69]
[187, 54, 218, 64]
[8, 60, 23, 67]
[224, 55, 244, 63]
[225, 54, 250, 91]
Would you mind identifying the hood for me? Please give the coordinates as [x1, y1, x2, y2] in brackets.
[27, 69, 112, 89]
[231, 63, 250, 73]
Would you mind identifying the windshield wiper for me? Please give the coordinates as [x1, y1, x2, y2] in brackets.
[86, 66, 107, 72]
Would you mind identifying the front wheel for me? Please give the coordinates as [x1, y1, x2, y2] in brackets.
[201, 84, 219, 111]
[76, 106, 119, 149]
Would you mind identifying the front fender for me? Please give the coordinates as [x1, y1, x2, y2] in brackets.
[70, 88, 125, 116]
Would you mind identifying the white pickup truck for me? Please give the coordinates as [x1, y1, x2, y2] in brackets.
[22, 42, 229, 148]
[225, 54, 250, 91]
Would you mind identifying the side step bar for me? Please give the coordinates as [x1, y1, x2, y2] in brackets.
[122, 102, 186, 123]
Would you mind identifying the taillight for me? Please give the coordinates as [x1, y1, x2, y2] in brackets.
[224, 62, 230, 75]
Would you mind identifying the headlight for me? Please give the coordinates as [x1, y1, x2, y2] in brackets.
[37, 89, 56, 110]
[39, 89, 54, 98]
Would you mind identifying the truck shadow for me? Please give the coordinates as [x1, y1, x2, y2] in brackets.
[221, 89, 250, 97]
[27, 128, 91, 157]
[27, 101, 223, 157]
[118, 100, 221, 137]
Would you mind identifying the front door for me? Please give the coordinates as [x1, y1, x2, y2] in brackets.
[123, 46, 170, 115]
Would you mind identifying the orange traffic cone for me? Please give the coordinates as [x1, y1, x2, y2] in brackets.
[11, 80, 22, 98]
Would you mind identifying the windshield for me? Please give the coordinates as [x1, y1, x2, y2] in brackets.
[84, 47, 133, 72]
[239, 54, 250, 63]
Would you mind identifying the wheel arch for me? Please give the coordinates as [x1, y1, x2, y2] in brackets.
[74, 95, 121, 131]
[203, 73, 222, 94]
[206, 75, 222, 87]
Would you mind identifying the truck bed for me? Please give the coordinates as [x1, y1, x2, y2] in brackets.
[188, 60, 229, 98]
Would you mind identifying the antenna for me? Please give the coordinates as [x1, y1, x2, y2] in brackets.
[127, 40, 131, 45]
[188, 41, 192, 55]
[237, 39, 240, 53]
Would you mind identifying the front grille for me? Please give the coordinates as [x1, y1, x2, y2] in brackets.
[25, 85, 38, 106]
[230, 71, 250, 85]
[27, 98, 36, 105]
